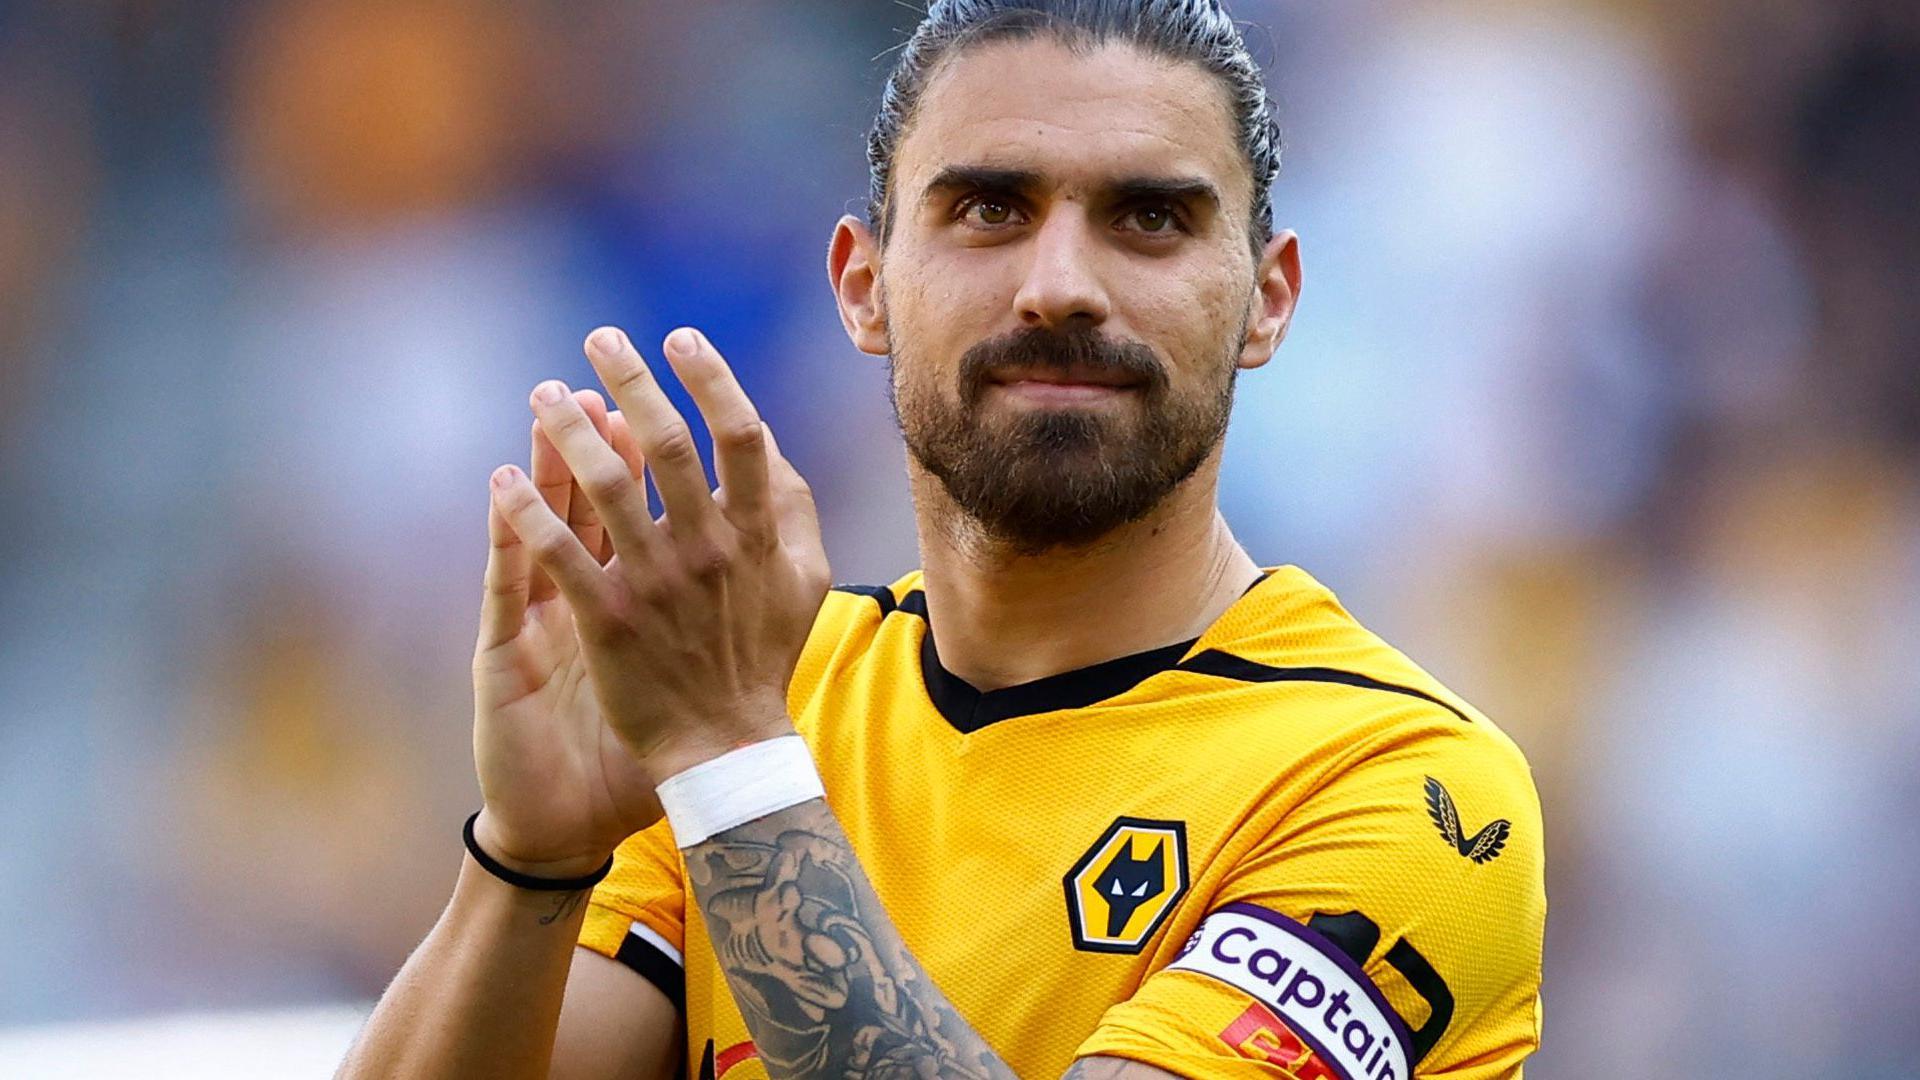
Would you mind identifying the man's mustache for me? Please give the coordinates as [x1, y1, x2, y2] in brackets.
[956, 327, 1167, 404]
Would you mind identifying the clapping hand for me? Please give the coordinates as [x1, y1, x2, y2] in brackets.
[472, 326, 831, 873]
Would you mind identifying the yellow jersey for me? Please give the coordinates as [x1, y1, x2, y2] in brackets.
[580, 566, 1545, 1079]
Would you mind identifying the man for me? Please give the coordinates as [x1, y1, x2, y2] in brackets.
[341, 2, 1544, 1078]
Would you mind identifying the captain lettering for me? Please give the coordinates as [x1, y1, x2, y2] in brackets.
[1169, 906, 1412, 1080]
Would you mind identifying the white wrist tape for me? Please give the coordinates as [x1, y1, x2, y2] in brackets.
[655, 735, 825, 848]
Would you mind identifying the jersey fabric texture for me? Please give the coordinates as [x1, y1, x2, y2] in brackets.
[579, 566, 1545, 1079]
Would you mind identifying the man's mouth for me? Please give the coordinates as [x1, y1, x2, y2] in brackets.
[986, 364, 1146, 403]
[989, 362, 1144, 387]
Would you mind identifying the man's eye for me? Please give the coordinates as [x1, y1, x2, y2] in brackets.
[960, 197, 1017, 227]
[1128, 204, 1181, 234]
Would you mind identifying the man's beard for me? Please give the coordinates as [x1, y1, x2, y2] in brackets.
[889, 323, 1236, 555]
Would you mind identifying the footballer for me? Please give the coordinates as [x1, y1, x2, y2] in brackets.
[342, 1, 1545, 1077]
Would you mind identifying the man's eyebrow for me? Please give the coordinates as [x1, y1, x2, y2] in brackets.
[1109, 176, 1221, 212]
[918, 165, 1221, 213]
[919, 165, 1043, 206]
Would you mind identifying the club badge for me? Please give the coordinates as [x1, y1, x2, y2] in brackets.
[1064, 817, 1189, 953]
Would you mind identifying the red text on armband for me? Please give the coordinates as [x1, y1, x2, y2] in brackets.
[1219, 1002, 1342, 1079]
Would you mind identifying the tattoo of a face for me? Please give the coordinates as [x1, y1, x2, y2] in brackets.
[687, 805, 1013, 1079]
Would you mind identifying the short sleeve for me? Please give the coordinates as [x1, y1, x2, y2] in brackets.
[1078, 719, 1546, 1079]
[578, 817, 687, 1013]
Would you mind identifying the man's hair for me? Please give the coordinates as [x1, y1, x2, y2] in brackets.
[866, 0, 1282, 258]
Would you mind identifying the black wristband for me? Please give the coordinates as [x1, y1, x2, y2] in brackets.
[462, 811, 614, 892]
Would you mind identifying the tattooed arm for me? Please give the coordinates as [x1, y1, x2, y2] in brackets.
[685, 799, 1182, 1080]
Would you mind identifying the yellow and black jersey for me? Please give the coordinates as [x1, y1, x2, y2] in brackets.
[581, 566, 1545, 1079]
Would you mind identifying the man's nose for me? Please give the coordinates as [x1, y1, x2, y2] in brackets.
[1013, 210, 1111, 330]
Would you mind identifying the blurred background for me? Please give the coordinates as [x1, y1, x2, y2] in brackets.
[0, 0, 1916, 1075]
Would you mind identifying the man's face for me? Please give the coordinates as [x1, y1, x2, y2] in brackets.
[876, 37, 1265, 553]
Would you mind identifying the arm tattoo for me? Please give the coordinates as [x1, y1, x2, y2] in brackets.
[537, 889, 588, 927]
[685, 800, 1018, 1080]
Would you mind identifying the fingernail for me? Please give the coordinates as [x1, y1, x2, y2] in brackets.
[589, 327, 624, 357]
[533, 380, 566, 405]
[491, 465, 516, 488]
[666, 327, 699, 359]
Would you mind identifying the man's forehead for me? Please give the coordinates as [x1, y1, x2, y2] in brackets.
[896, 37, 1247, 205]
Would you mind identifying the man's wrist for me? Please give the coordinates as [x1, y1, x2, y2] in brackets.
[654, 733, 825, 848]
[470, 808, 615, 881]
[639, 710, 799, 783]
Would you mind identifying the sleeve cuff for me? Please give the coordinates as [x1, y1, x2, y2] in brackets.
[580, 904, 686, 1015]
[612, 923, 685, 1014]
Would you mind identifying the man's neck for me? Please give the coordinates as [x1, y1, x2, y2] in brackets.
[909, 458, 1258, 692]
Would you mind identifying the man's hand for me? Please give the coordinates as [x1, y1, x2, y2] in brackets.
[339, 373, 701, 1080]
[477, 330, 1186, 1080]
[490, 325, 831, 787]
[470, 387, 665, 876]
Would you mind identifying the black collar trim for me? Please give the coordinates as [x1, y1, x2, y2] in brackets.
[919, 621, 1200, 733]
[835, 585, 1198, 733]
[830, 576, 1472, 730]
[831, 582, 896, 618]
[833, 568, 1328, 726]
[1174, 650, 1473, 724]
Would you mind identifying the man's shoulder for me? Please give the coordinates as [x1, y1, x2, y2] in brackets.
[1197, 566, 1530, 769]
[816, 569, 926, 637]
[784, 570, 926, 714]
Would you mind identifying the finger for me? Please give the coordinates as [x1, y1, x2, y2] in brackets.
[659, 327, 772, 540]
[603, 410, 647, 562]
[529, 418, 570, 603]
[531, 416, 574, 519]
[607, 410, 647, 482]
[569, 389, 613, 563]
[581, 327, 717, 539]
[490, 464, 611, 614]
[607, 409, 649, 560]
[763, 423, 825, 560]
[577, 388, 611, 432]
[529, 379, 663, 564]
[479, 472, 532, 651]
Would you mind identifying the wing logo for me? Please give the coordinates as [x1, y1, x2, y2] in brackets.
[1064, 817, 1189, 953]
[1424, 777, 1510, 864]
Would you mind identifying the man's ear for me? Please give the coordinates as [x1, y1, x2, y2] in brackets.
[829, 214, 889, 357]
[1238, 228, 1301, 371]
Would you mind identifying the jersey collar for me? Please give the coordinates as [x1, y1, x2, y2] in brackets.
[891, 571, 1270, 734]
